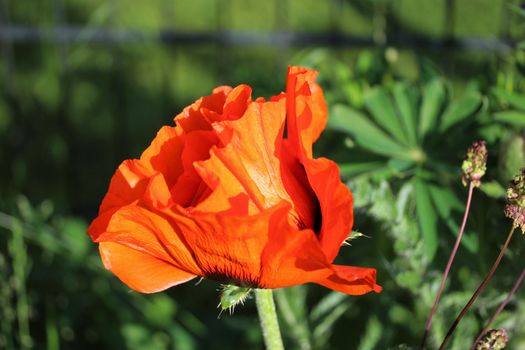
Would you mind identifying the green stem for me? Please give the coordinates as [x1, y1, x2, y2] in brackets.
[255, 289, 285, 350]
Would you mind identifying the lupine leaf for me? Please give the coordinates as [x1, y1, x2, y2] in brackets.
[329, 104, 409, 158]
[492, 88, 525, 110]
[393, 82, 418, 146]
[357, 316, 382, 350]
[338, 161, 386, 177]
[493, 111, 525, 126]
[419, 79, 446, 140]
[415, 180, 438, 261]
[364, 87, 409, 146]
[439, 91, 482, 132]
[428, 185, 478, 253]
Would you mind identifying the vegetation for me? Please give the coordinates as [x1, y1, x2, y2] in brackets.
[1, 0, 524, 349]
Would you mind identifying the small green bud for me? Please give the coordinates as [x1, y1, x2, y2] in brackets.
[462, 141, 488, 187]
[219, 285, 252, 315]
[476, 328, 509, 350]
[342, 230, 368, 246]
[504, 168, 525, 233]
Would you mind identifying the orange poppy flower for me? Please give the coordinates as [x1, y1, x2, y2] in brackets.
[87, 66, 381, 295]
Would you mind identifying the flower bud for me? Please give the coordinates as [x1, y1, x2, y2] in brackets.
[462, 141, 488, 187]
[504, 168, 525, 233]
[219, 285, 252, 315]
[475, 328, 509, 350]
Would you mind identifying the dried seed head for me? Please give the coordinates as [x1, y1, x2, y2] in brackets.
[462, 141, 488, 187]
[504, 168, 525, 234]
[476, 328, 509, 350]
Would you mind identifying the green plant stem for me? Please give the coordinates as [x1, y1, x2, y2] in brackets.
[438, 224, 517, 350]
[470, 266, 525, 350]
[8, 220, 32, 350]
[420, 182, 475, 349]
[255, 289, 285, 350]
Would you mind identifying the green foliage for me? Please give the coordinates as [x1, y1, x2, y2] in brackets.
[328, 70, 484, 261]
[2, 0, 525, 349]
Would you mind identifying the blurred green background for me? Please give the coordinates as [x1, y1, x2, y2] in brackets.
[1, 0, 525, 349]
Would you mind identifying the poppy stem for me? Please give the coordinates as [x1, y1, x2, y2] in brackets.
[255, 289, 285, 350]
[470, 266, 525, 350]
[420, 182, 475, 349]
[438, 224, 517, 350]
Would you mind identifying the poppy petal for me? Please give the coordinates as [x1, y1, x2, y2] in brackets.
[302, 157, 353, 262]
[259, 208, 378, 294]
[174, 86, 232, 132]
[316, 265, 382, 295]
[99, 241, 196, 293]
[285, 66, 328, 158]
[98, 159, 153, 214]
[95, 204, 202, 275]
[140, 126, 185, 188]
[193, 99, 290, 214]
[171, 130, 218, 207]
[167, 203, 293, 287]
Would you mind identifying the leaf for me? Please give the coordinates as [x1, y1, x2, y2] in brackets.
[329, 104, 409, 159]
[393, 83, 418, 146]
[428, 185, 478, 253]
[508, 3, 525, 18]
[419, 79, 446, 140]
[480, 180, 506, 198]
[309, 291, 347, 322]
[439, 91, 482, 132]
[364, 87, 409, 146]
[338, 161, 386, 177]
[415, 180, 438, 261]
[492, 88, 525, 110]
[396, 271, 421, 290]
[493, 111, 525, 127]
[312, 303, 350, 349]
[357, 316, 382, 350]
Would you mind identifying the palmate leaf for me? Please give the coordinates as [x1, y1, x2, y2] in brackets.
[392, 82, 418, 146]
[329, 104, 410, 159]
[419, 79, 446, 140]
[364, 87, 410, 146]
[415, 180, 438, 261]
[493, 111, 525, 127]
[428, 185, 478, 253]
[338, 161, 386, 177]
[357, 316, 382, 350]
[439, 91, 482, 132]
[492, 88, 525, 111]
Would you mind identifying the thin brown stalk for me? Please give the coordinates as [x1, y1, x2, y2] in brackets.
[470, 266, 525, 350]
[438, 225, 517, 350]
[420, 182, 475, 349]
